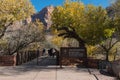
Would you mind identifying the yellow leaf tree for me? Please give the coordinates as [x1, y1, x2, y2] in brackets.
[52, 1, 116, 61]
[0, 0, 35, 38]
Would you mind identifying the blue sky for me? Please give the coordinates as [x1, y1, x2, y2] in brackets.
[30, 0, 113, 12]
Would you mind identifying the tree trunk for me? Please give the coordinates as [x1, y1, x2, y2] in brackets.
[106, 51, 109, 61]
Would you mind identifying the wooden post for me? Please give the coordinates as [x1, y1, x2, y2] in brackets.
[36, 49, 39, 65]
[60, 48, 62, 68]
[85, 47, 88, 68]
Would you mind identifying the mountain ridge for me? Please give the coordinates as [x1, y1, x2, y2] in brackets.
[32, 5, 54, 30]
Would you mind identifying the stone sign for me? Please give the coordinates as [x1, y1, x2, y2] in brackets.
[60, 47, 87, 58]
[59, 47, 87, 68]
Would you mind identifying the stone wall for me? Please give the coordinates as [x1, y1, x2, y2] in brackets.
[0, 55, 16, 66]
[60, 57, 100, 68]
[87, 58, 100, 68]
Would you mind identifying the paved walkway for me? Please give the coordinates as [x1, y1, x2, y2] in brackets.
[0, 56, 117, 80]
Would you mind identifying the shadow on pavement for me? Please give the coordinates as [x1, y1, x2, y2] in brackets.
[0, 56, 59, 76]
[100, 69, 115, 77]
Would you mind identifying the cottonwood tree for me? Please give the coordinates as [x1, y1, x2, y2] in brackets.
[93, 0, 120, 61]
[52, 2, 86, 47]
[52, 1, 117, 61]
[0, 0, 35, 38]
[4, 21, 45, 55]
[111, 0, 120, 60]
[52, 2, 110, 46]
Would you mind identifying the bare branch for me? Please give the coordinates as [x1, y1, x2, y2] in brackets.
[0, 22, 13, 38]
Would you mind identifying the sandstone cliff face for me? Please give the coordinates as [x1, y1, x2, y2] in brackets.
[32, 5, 54, 30]
[6, 17, 31, 32]
[5, 5, 54, 34]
